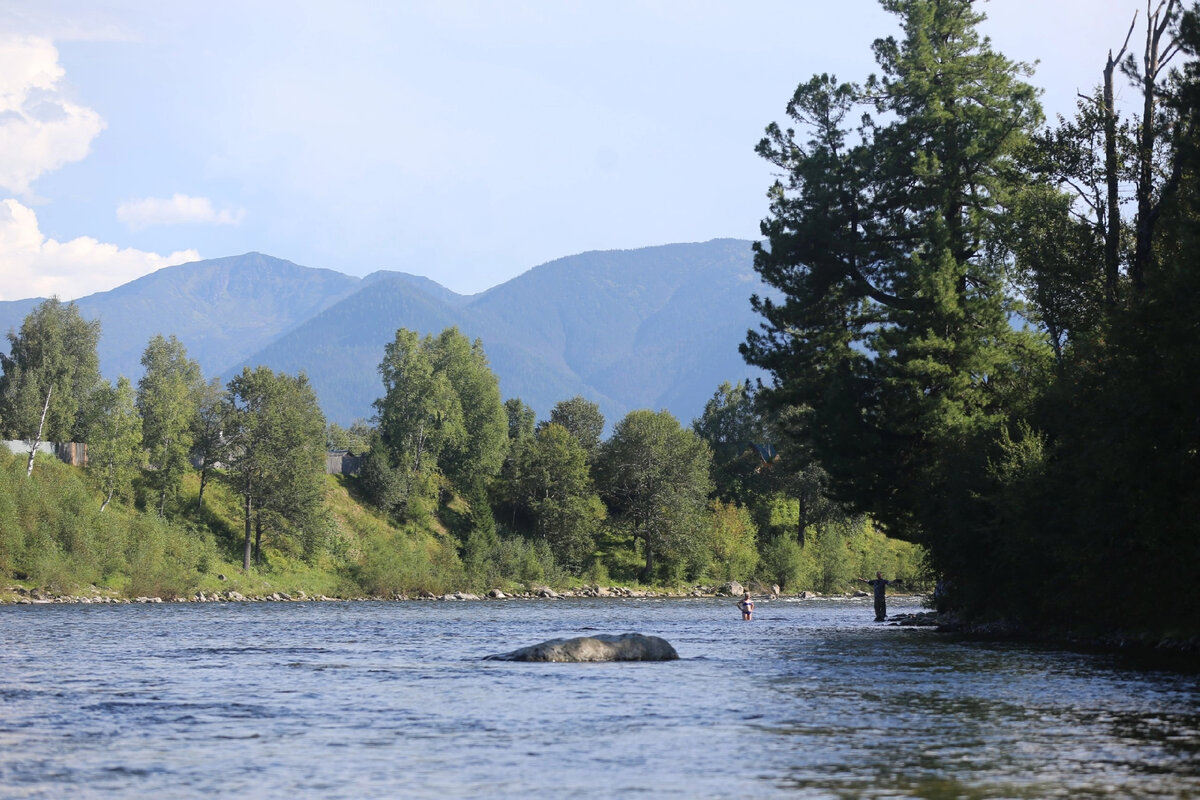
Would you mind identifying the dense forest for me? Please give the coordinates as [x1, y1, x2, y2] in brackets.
[0, 301, 922, 600]
[742, 0, 1200, 639]
[1, 0, 1197, 645]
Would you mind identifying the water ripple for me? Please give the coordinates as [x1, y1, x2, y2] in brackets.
[0, 598, 1197, 798]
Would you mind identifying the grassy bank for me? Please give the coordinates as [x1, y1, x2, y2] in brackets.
[0, 449, 926, 601]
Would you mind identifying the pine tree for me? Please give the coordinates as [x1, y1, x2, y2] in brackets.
[742, 0, 1049, 550]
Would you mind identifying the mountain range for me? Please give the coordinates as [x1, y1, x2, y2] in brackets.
[0, 239, 769, 428]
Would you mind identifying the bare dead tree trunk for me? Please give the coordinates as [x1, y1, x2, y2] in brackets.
[1132, 0, 1183, 290]
[25, 385, 52, 478]
[1104, 16, 1137, 305]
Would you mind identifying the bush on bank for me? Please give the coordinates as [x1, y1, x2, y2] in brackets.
[0, 448, 925, 600]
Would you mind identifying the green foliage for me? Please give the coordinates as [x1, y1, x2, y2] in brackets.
[508, 423, 605, 573]
[366, 327, 509, 543]
[756, 516, 924, 594]
[430, 328, 509, 506]
[0, 448, 220, 596]
[737, 0, 1200, 642]
[461, 527, 564, 591]
[325, 420, 372, 452]
[0, 298, 102, 457]
[692, 381, 769, 505]
[703, 500, 758, 582]
[547, 395, 605, 459]
[225, 366, 328, 571]
[137, 334, 203, 515]
[87, 376, 144, 511]
[758, 535, 810, 592]
[744, 0, 1049, 555]
[354, 529, 463, 596]
[504, 398, 536, 443]
[190, 377, 229, 511]
[596, 409, 713, 581]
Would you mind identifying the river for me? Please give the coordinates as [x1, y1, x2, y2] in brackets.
[1, 596, 1197, 798]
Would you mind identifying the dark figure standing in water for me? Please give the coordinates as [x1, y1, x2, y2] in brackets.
[860, 572, 900, 621]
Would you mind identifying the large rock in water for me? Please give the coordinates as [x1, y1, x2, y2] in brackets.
[485, 632, 679, 662]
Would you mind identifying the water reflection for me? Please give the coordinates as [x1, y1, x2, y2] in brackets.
[0, 598, 1196, 798]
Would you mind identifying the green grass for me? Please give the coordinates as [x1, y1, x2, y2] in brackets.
[0, 449, 928, 601]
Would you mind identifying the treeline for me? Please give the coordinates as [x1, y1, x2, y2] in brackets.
[0, 302, 922, 597]
[0, 302, 332, 579]
[743, 0, 1200, 637]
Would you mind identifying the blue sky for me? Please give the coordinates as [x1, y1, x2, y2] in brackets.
[0, 0, 1154, 300]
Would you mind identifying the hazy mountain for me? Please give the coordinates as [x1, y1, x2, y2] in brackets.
[231, 239, 766, 426]
[2, 253, 362, 382]
[2, 240, 769, 429]
[0, 299, 40, 346]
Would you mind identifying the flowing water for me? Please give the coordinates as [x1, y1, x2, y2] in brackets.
[1, 597, 1197, 799]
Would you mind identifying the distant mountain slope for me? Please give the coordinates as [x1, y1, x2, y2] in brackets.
[0, 299, 40, 346]
[226, 272, 473, 423]
[1, 253, 362, 381]
[463, 239, 765, 423]
[232, 239, 766, 426]
[1, 241, 768, 430]
[90, 253, 364, 381]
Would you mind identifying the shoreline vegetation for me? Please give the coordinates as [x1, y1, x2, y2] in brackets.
[0, 584, 906, 605]
[0, 442, 926, 613]
[4, 0, 1200, 660]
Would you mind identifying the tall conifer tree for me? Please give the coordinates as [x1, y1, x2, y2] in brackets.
[742, 0, 1049, 549]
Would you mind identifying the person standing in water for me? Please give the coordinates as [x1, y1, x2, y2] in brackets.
[738, 592, 754, 621]
[859, 571, 900, 621]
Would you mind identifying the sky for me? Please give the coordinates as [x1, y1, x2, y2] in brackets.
[0, 0, 1158, 301]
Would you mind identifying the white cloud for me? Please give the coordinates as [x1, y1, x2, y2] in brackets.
[116, 193, 245, 230]
[0, 198, 199, 301]
[0, 34, 105, 196]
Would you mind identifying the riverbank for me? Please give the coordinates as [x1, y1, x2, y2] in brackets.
[9, 583, 1194, 659]
[0, 582, 905, 605]
[889, 609, 1200, 659]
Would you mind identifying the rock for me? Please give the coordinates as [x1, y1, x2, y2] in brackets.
[891, 612, 940, 627]
[771, 584, 781, 598]
[488, 589, 507, 599]
[533, 586, 559, 598]
[224, 590, 245, 601]
[853, 590, 869, 598]
[798, 591, 820, 599]
[485, 633, 679, 662]
[721, 581, 744, 597]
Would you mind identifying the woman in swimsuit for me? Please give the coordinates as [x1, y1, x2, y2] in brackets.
[738, 592, 754, 620]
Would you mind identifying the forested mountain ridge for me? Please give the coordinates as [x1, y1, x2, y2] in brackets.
[0, 239, 767, 426]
